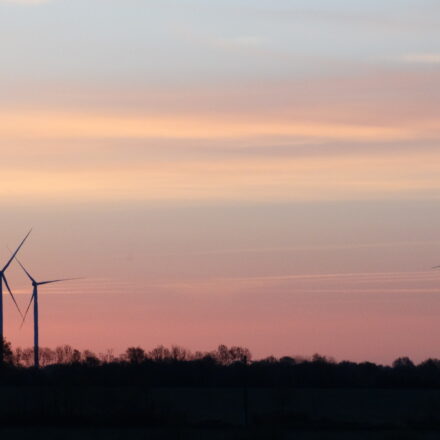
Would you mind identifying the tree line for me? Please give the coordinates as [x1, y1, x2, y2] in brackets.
[2, 339, 440, 388]
[6, 342, 251, 367]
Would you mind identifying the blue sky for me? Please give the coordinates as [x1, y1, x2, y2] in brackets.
[1, 0, 439, 82]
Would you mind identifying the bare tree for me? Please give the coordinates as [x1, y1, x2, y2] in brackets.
[0, 338, 13, 365]
[148, 345, 171, 361]
[171, 345, 189, 361]
[216, 345, 252, 364]
[20, 348, 34, 367]
[99, 349, 115, 364]
[82, 350, 100, 366]
[126, 347, 146, 364]
[40, 348, 56, 366]
[55, 345, 75, 364]
[72, 349, 82, 364]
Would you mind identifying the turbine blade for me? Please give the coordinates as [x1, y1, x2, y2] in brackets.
[14, 257, 36, 284]
[39, 277, 82, 286]
[3, 275, 23, 319]
[432, 266, 440, 270]
[20, 292, 35, 329]
[3, 229, 32, 272]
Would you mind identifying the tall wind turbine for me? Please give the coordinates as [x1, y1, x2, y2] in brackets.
[18, 259, 76, 369]
[0, 230, 31, 360]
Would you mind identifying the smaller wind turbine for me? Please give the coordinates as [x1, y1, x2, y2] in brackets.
[17, 259, 78, 369]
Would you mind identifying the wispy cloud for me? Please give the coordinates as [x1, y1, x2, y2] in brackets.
[399, 53, 440, 64]
[0, 109, 427, 141]
[0, 148, 439, 203]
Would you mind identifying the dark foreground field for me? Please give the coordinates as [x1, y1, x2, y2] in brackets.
[1, 387, 440, 439]
[1, 427, 440, 440]
[4, 346, 440, 438]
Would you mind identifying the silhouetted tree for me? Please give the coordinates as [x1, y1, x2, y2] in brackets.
[20, 348, 34, 367]
[99, 349, 115, 363]
[279, 356, 297, 365]
[393, 357, 415, 369]
[312, 354, 335, 364]
[14, 347, 23, 366]
[148, 345, 171, 361]
[8, 341, 440, 391]
[229, 346, 252, 363]
[40, 348, 56, 367]
[193, 351, 205, 360]
[126, 347, 146, 364]
[55, 345, 74, 364]
[72, 349, 82, 364]
[216, 344, 232, 365]
[0, 338, 13, 365]
[171, 345, 189, 361]
[82, 350, 100, 367]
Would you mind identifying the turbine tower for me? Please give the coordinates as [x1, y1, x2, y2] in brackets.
[18, 259, 76, 369]
[0, 230, 31, 361]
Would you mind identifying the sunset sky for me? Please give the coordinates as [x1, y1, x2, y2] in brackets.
[1, 0, 440, 364]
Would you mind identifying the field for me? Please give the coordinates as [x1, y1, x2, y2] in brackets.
[0, 427, 439, 440]
[0, 387, 440, 438]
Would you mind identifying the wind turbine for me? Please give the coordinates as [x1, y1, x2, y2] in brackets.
[17, 259, 77, 369]
[0, 230, 31, 361]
